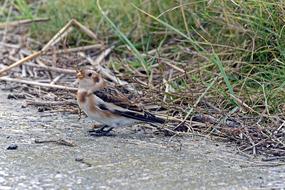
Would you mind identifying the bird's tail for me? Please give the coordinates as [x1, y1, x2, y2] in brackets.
[144, 112, 165, 124]
[113, 109, 165, 124]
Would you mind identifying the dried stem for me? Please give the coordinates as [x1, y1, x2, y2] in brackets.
[0, 76, 77, 91]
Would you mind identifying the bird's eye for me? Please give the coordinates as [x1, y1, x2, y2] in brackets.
[88, 73, 92, 77]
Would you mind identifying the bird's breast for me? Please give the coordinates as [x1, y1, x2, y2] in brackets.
[77, 90, 88, 106]
[76, 90, 138, 127]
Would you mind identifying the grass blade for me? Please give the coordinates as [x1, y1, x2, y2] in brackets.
[133, 3, 236, 104]
[96, 0, 148, 74]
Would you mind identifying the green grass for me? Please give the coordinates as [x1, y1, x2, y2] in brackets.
[1, 0, 285, 116]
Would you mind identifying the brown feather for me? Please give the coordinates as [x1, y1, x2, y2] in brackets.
[87, 94, 97, 113]
[77, 91, 87, 104]
[93, 86, 143, 112]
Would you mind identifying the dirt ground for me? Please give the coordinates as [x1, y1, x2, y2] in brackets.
[0, 90, 285, 189]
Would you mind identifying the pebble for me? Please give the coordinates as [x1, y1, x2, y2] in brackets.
[6, 144, 18, 150]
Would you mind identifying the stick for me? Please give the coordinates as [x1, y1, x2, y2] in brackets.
[163, 60, 185, 73]
[72, 19, 98, 40]
[0, 76, 77, 91]
[0, 18, 49, 29]
[230, 94, 256, 113]
[35, 58, 49, 67]
[75, 158, 92, 167]
[93, 46, 113, 65]
[0, 51, 43, 75]
[47, 27, 74, 48]
[181, 77, 218, 122]
[27, 62, 76, 74]
[42, 19, 74, 51]
[8, 56, 76, 74]
[50, 73, 65, 85]
[0, 19, 99, 76]
[25, 100, 77, 106]
[163, 69, 173, 102]
[43, 19, 99, 51]
[44, 44, 102, 55]
[0, 42, 20, 49]
[35, 139, 75, 147]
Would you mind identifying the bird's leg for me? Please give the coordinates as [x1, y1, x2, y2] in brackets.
[96, 125, 114, 133]
[77, 107, 82, 121]
[88, 125, 114, 136]
[88, 124, 104, 133]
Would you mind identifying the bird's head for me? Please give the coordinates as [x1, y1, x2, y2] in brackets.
[76, 69, 104, 90]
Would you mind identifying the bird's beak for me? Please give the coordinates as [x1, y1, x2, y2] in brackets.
[76, 70, 84, 80]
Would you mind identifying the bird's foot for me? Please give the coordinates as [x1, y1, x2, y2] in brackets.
[88, 125, 114, 137]
[77, 108, 82, 121]
[88, 124, 101, 131]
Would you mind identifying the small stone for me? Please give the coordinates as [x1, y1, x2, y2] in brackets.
[7, 94, 15, 99]
[6, 144, 18, 150]
[75, 158, 83, 162]
[38, 107, 46, 112]
[7, 94, 26, 100]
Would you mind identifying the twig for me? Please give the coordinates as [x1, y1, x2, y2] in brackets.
[50, 73, 65, 85]
[75, 158, 92, 167]
[0, 18, 49, 29]
[275, 121, 285, 134]
[48, 108, 78, 113]
[163, 69, 174, 102]
[162, 60, 185, 73]
[262, 156, 285, 162]
[159, 63, 213, 87]
[230, 94, 255, 113]
[26, 62, 76, 74]
[35, 139, 75, 147]
[42, 19, 99, 52]
[93, 46, 113, 65]
[47, 27, 74, 48]
[0, 51, 43, 75]
[0, 76, 77, 91]
[25, 100, 77, 106]
[42, 19, 74, 51]
[35, 58, 50, 67]
[201, 100, 221, 113]
[8, 55, 76, 74]
[181, 77, 218, 123]
[44, 44, 102, 55]
[0, 42, 20, 49]
[0, 19, 100, 76]
[244, 128, 257, 155]
[72, 19, 98, 40]
[21, 64, 27, 77]
[239, 161, 285, 168]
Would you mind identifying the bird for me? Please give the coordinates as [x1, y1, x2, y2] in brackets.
[76, 69, 165, 136]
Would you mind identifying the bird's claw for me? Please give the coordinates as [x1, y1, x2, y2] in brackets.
[77, 108, 82, 121]
[88, 125, 114, 137]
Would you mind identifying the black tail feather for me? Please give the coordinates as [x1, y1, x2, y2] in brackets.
[113, 110, 165, 124]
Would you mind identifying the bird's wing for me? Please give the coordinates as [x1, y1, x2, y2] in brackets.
[94, 86, 165, 124]
[96, 100, 165, 124]
[93, 86, 142, 112]
[112, 109, 165, 124]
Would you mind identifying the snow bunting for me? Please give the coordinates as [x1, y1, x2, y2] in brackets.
[76, 69, 165, 136]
